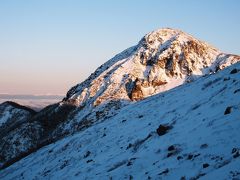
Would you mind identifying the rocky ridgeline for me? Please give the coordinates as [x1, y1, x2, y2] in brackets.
[0, 28, 239, 170]
[64, 28, 239, 104]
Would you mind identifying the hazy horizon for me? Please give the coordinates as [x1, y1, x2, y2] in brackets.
[0, 93, 64, 111]
[1, 0, 240, 95]
[0, 93, 64, 97]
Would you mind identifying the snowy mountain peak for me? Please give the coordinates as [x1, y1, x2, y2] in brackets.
[0, 28, 239, 172]
[64, 28, 239, 107]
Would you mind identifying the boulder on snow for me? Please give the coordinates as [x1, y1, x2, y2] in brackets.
[156, 124, 171, 136]
[224, 106, 232, 115]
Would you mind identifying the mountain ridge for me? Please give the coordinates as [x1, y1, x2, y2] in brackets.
[0, 28, 239, 174]
[63, 28, 239, 105]
[1, 61, 240, 179]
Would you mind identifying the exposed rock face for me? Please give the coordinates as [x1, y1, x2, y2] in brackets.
[64, 28, 239, 105]
[0, 28, 240, 170]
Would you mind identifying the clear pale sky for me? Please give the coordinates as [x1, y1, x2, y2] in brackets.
[0, 0, 239, 95]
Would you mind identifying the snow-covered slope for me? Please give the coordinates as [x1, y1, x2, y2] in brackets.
[55, 28, 239, 138]
[0, 102, 40, 168]
[0, 101, 35, 128]
[1, 62, 239, 180]
[0, 28, 240, 173]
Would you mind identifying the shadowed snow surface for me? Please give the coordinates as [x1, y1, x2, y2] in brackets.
[1, 63, 240, 179]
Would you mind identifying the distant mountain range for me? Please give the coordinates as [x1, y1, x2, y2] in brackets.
[0, 28, 240, 179]
[0, 94, 63, 111]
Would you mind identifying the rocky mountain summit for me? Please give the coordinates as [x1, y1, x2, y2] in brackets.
[0, 28, 240, 178]
[65, 28, 239, 105]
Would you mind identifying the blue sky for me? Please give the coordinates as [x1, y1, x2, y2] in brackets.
[0, 0, 239, 95]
